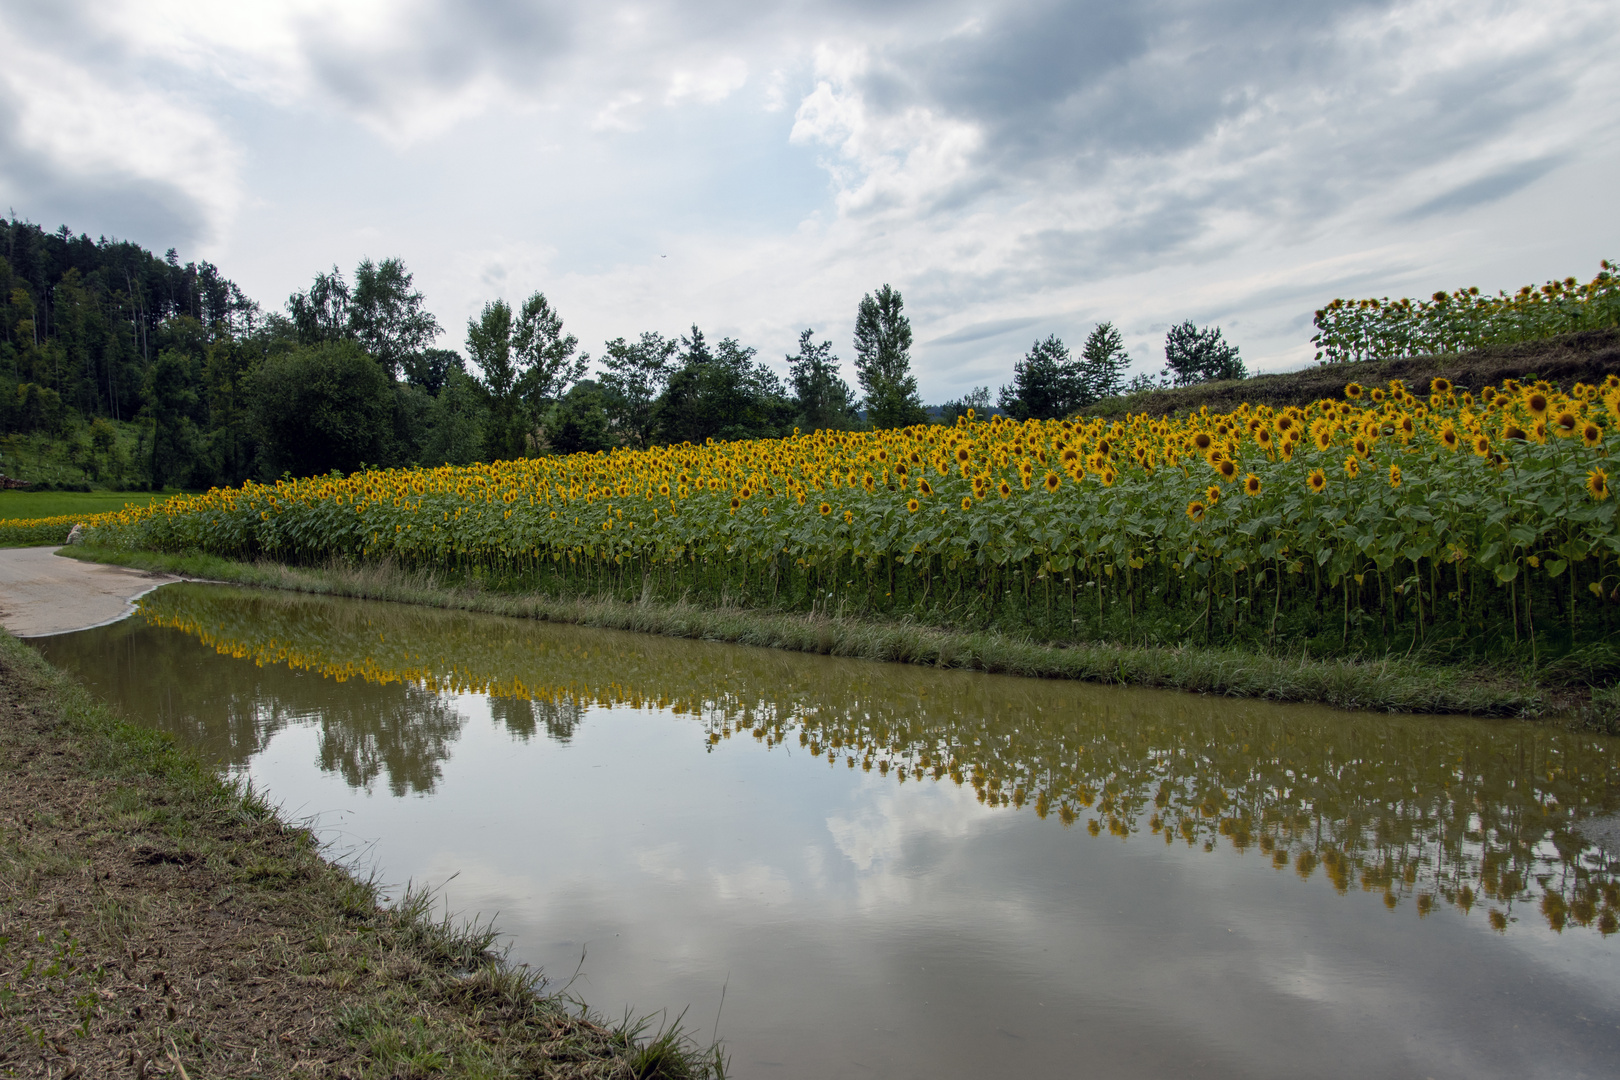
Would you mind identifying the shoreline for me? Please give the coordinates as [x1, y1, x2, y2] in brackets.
[0, 628, 726, 1077]
[58, 543, 1615, 727]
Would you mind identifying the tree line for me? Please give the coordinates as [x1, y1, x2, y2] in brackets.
[0, 216, 1246, 486]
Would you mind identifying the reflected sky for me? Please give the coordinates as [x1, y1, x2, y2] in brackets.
[35, 584, 1620, 1079]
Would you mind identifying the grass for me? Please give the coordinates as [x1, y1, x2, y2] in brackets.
[0, 625, 728, 1077]
[0, 489, 171, 521]
[61, 543, 1592, 721]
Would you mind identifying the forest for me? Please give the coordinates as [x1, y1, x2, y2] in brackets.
[0, 217, 1199, 491]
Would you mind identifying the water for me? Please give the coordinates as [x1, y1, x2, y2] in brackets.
[34, 583, 1620, 1079]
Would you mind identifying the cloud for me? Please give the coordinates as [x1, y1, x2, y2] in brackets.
[2, 0, 1616, 391]
[927, 315, 1044, 346]
[0, 8, 240, 248]
[1398, 155, 1565, 220]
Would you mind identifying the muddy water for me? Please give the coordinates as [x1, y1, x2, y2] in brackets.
[35, 583, 1620, 1079]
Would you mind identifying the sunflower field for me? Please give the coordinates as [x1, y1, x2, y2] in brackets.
[85, 374, 1620, 661]
[1312, 261, 1620, 364]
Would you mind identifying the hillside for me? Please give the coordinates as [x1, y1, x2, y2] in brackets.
[1089, 327, 1620, 416]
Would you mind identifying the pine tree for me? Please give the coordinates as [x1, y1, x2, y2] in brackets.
[1078, 321, 1130, 404]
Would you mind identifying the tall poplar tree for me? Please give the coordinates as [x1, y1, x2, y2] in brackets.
[853, 284, 927, 429]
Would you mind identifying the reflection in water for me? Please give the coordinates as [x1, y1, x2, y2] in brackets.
[42, 582, 1620, 937]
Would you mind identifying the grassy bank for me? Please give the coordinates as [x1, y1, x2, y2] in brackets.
[0, 629, 726, 1078]
[61, 544, 1594, 721]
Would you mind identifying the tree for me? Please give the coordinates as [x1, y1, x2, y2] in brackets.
[422, 367, 487, 466]
[403, 348, 464, 397]
[600, 331, 677, 449]
[512, 292, 584, 411]
[546, 381, 613, 454]
[787, 329, 860, 433]
[286, 267, 351, 346]
[1164, 321, 1245, 386]
[465, 299, 525, 459]
[939, 385, 991, 426]
[853, 284, 927, 428]
[998, 335, 1075, 420]
[249, 340, 393, 478]
[349, 258, 441, 380]
[657, 326, 794, 444]
[1078, 321, 1130, 403]
[145, 349, 199, 488]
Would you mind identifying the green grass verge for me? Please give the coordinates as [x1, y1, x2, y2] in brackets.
[61, 543, 1578, 719]
[0, 489, 170, 521]
[0, 626, 728, 1077]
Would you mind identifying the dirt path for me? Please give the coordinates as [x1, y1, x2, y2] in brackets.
[0, 546, 181, 637]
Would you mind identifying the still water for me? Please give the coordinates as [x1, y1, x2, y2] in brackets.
[35, 584, 1620, 1079]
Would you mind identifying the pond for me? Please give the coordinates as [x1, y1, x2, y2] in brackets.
[35, 583, 1620, 1079]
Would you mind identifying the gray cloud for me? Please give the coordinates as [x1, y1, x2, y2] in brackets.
[0, 83, 209, 252]
[927, 315, 1044, 345]
[1398, 155, 1565, 221]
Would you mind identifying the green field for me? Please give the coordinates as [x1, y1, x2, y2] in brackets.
[0, 489, 170, 522]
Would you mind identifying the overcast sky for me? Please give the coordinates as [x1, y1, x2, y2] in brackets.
[2, 0, 1617, 399]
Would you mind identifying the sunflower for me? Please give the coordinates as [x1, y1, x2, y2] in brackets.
[1553, 410, 1578, 437]
[1192, 431, 1214, 452]
[1100, 468, 1117, 487]
[1526, 391, 1549, 418]
[1398, 415, 1415, 438]
[1307, 469, 1327, 494]
[1388, 463, 1402, 488]
[1343, 456, 1360, 478]
[1582, 423, 1603, 448]
[1503, 423, 1527, 441]
[1216, 458, 1238, 481]
[1043, 470, 1061, 492]
[729, 496, 741, 510]
[1243, 473, 1262, 496]
[1470, 434, 1489, 456]
[658, 482, 671, 496]
[1430, 377, 1452, 395]
[1313, 427, 1332, 451]
[961, 496, 973, 511]
[955, 445, 971, 465]
[1205, 484, 1221, 505]
[1255, 428, 1274, 450]
[907, 498, 921, 513]
[1345, 382, 1363, 400]
[1186, 500, 1206, 522]
[917, 478, 934, 496]
[1439, 424, 1460, 451]
[818, 501, 833, 516]
[1370, 388, 1385, 402]
[1589, 468, 1610, 501]
[997, 480, 1013, 498]
[844, 510, 854, 524]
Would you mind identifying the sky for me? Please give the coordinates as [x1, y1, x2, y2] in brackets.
[1, 0, 1617, 401]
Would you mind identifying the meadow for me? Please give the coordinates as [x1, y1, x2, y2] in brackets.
[60, 373, 1620, 671]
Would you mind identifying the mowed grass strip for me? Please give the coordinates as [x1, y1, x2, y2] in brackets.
[0, 490, 171, 522]
[0, 630, 726, 1079]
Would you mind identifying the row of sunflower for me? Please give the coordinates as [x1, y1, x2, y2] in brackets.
[83, 374, 1620, 649]
[1312, 260, 1620, 364]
